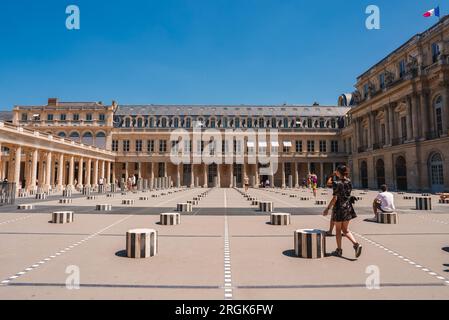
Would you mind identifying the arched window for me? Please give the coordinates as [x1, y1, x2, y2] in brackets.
[161, 118, 167, 128]
[137, 118, 143, 128]
[376, 159, 386, 188]
[259, 118, 265, 128]
[174, 117, 179, 128]
[429, 153, 444, 192]
[235, 118, 240, 128]
[271, 118, 277, 128]
[95, 132, 106, 149]
[125, 118, 131, 128]
[283, 118, 289, 128]
[395, 156, 408, 191]
[69, 132, 80, 142]
[82, 132, 94, 145]
[58, 132, 66, 138]
[435, 96, 443, 135]
[149, 117, 154, 128]
[185, 117, 191, 128]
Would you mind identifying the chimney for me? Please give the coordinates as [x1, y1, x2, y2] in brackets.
[48, 98, 59, 106]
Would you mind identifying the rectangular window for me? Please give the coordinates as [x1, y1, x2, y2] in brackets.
[401, 117, 407, 139]
[73, 114, 80, 121]
[112, 140, 118, 152]
[319, 140, 327, 153]
[184, 140, 192, 153]
[381, 124, 386, 144]
[295, 141, 303, 153]
[436, 108, 443, 133]
[159, 140, 167, 153]
[307, 140, 315, 153]
[60, 114, 67, 121]
[399, 60, 406, 78]
[432, 43, 440, 63]
[379, 73, 385, 89]
[21, 113, 27, 121]
[147, 140, 155, 153]
[86, 114, 93, 121]
[331, 141, 339, 153]
[47, 114, 54, 121]
[363, 84, 369, 98]
[99, 114, 105, 121]
[135, 140, 142, 152]
[123, 140, 130, 152]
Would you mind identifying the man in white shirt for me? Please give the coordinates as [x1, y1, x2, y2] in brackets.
[372, 185, 396, 221]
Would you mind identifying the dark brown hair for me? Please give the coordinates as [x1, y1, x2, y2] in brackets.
[337, 165, 349, 177]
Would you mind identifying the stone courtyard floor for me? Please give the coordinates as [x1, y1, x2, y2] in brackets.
[0, 187, 448, 300]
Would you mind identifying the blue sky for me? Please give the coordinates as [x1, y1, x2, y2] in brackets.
[0, 0, 444, 109]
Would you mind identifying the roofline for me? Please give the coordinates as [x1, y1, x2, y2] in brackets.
[357, 14, 449, 81]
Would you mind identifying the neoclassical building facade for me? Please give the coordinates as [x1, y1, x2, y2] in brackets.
[347, 15, 449, 193]
[1, 16, 449, 194]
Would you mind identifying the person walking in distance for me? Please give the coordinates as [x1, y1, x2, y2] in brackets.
[243, 175, 249, 193]
[323, 165, 362, 258]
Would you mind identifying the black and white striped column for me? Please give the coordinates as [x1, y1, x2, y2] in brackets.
[270, 213, 291, 226]
[82, 187, 91, 196]
[177, 203, 192, 212]
[51, 211, 74, 224]
[294, 229, 326, 259]
[126, 229, 158, 259]
[96, 204, 112, 211]
[160, 213, 181, 226]
[122, 199, 135, 205]
[35, 193, 47, 200]
[17, 204, 34, 210]
[62, 189, 72, 198]
[259, 201, 273, 212]
[416, 197, 432, 210]
[377, 212, 398, 224]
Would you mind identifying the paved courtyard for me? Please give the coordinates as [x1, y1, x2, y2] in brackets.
[0, 187, 448, 300]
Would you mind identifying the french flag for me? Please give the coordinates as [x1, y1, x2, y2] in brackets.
[423, 6, 440, 17]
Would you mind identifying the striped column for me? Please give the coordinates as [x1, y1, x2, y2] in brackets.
[259, 201, 273, 212]
[96, 204, 112, 211]
[51, 211, 74, 224]
[126, 229, 158, 259]
[177, 203, 192, 212]
[294, 229, 326, 259]
[416, 197, 432, 210]
[160, 213, 181, 226]
[270, 213, 291, 226]
[377, 212, 398, 224]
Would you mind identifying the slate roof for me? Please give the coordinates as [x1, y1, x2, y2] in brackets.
[115, 105, 350, 117]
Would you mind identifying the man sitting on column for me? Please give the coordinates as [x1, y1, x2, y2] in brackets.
[371, 184, 396, 221]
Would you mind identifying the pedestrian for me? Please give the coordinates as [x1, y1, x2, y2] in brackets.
[243, 175, 249, 193]
[311, 173, 318, 198]
[323, 165, 362, 258]
[371, 184, 396, 221]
